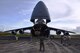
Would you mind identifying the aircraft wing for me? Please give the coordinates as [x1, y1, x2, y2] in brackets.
[4, 26, 33, 32]
[48, 27, 75, 33]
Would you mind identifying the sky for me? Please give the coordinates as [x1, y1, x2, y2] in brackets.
[0, 0, 80, 34]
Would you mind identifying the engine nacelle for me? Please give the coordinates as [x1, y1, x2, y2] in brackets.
[56, 30, 61, 35]
[11, 31, 16, 35]
[63, 32, 69, 35]
[31, 24, 50, 38]
[19, 30, 24, 34]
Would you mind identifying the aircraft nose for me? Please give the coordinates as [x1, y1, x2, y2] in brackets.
[38, 1, 43, 4]
[30, 1, 51, 23]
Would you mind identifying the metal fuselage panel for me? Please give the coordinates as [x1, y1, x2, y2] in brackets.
[30, 1, 51, 23]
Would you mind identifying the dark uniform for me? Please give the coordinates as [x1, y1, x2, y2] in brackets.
[39, 36, 45, 51]
[50, 35, 54, 40]
[61, 35, 71, 46]
[61, 35, 64, 44]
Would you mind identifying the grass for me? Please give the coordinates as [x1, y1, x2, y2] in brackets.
[0, 32, 80, 38]
[0, 32, 31, 37]
[0, 32, 12, 36]
[0, 40, 19, 44]
[16, 34, 31, 37]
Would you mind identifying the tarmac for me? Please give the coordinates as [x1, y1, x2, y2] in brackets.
[0, 38, 80, 53]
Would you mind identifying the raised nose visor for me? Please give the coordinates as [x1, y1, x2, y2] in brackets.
[30, 1, 51, 23]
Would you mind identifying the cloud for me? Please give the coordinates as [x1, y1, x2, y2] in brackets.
[42, 0, 80, 31]
[19, 9, 33, 17]
[12, 19, 33, 28]
[0, 0, 80, 33]
[48, 3, 72, 18]
[0, 18, 33, 31]
[0, 25, 4, 31]
[0, 25, 16, 31]
[73, 26, 80, 34]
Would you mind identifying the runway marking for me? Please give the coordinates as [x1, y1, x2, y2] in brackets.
[1, 40, 39, 53]
[50, 40, 62, 53]
[54, 39, 80, 53]
[52, 40, 73, 53]
[0, 39, 80, 53]
[0, 40, 35, 52]
[68, 46, 80, 53]
[45, 40, 57, 53]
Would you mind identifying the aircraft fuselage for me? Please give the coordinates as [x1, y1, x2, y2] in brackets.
[31, 19, 50, 37]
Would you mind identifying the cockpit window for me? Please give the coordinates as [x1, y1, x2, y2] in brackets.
[35, 19, 46, 24]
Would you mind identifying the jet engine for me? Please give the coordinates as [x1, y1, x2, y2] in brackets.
[31, 23, 50, 38]
[32, 24, 41, 36]
[11, 31, 16, 35]
[19, 30, 24, 34]
[56, 30, 61, 35]
[63, 32, 69, 35]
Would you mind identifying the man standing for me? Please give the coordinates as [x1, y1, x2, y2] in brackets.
[39, 36, 45, 51]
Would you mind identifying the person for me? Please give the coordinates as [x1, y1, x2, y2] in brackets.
[61, 35, 64, 44]
[63, 35, 67, 45]
[67, 35, 71, 45]
[39, 36, 45, 51]
[50, 35, 54, 40]
[62, 35, 71, 46]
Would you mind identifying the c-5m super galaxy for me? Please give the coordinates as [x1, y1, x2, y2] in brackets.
[5, 1, 74, 38]
[5, 1, 75, 51]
